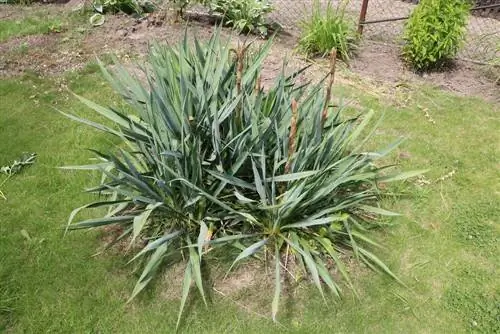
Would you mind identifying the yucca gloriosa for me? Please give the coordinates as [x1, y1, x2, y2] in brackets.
[61, 29, 423, 328]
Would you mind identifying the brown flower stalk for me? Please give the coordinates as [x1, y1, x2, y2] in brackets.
[321, 48, 337, 127]
[284, 98, 298, 175]
[254, 75, 261, 94]
[234, 44, 246, 128]
[236, 45, 244, 95]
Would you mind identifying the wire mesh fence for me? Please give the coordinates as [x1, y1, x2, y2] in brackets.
[267, 0, 361, 33]
[197, 0, 499, 63]
[357, 0, 500, 62]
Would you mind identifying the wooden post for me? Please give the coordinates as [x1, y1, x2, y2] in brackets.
[358, 0, 370, 35]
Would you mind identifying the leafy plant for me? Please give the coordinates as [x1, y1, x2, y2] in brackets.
[298, 0, 357, 60]
[61, 30, 423, 327]
[89, 13, 106, 27]
[169, 0, 193, 19]
[92, 0, 155, 16]
[402, 0, 471, 71]
[87, 0, 155, 27]
[207, 0, 273, 35]
[48, 21, 63, 33]
[0, 153, 37, 200]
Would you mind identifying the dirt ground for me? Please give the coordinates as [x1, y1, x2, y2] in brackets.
[350, 40, 500, 102]
[0, 4, 498, 104]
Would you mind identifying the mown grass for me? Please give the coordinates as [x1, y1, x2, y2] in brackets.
[0, 6, 88, 43]
[0, 63, 498, 332]
[0, 17, 63, 42]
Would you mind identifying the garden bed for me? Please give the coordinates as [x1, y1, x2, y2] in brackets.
[0, 2, 499, 333]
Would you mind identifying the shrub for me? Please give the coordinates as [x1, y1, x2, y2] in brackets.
[402, 0, 471, 71]
[207, 0, 273, 35]
[62, 30, 423, 327]
[298, 0, 356, 60]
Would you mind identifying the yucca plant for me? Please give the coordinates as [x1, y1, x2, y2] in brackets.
[61, 29, 423, 328]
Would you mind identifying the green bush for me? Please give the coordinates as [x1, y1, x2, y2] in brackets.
[62, 30, 423, 327]
[402, 0, 471, 71]
[207, 0, 273, 35]
[298, 0, 356, 60]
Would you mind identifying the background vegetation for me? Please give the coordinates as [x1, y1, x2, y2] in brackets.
[402, 0, 471, 71]
[298, 0, 357, 60]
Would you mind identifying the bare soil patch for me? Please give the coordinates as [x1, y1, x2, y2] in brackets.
[350, 41, 500, 103]
[0, 4, 498, 104]
[0, 32, 85, 76]
[0, 3, 65, 20]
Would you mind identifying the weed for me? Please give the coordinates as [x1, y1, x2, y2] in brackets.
[444, 268, 499, 333]
[483, 44, 500, 84]
[0, 153, 37, 200]
[453, 200, 499, 253]
[48, 21, 63, 33]
[17, 41, 30, 54]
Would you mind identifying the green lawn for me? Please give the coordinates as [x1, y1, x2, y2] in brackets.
[0, 7, 78, 43]
[1, 63, 498, 333]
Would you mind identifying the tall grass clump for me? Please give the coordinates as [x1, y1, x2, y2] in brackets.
[298, 0, 356, 60]
[402, 0, 471, 71]
[61, 29, 423, 327]
[0, 280, 16, 330]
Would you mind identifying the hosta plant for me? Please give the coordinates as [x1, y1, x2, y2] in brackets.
[92, 0, 155, 15]
[403, 0, 471, 71]
[207, 0, 273, 35]
[61, 30, 423, 327]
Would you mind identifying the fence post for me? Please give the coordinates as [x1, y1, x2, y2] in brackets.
[358, 0, 370, 35]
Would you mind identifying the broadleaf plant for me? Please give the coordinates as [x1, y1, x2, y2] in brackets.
[207, 0, 273, 36]
[62, 29, 424, 327]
